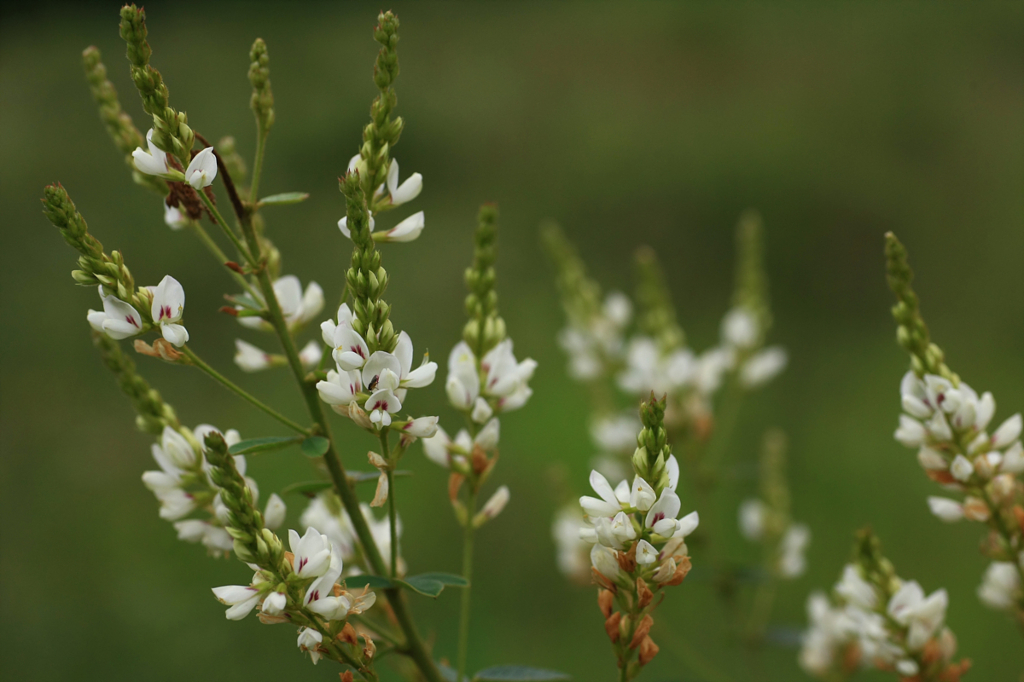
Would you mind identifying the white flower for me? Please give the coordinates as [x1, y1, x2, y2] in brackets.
[481, 339, 537, 411]
[645, 489, 681, 537]
[926, 496, 964, 522]
[474, 486, 510, 526]
[740, 346, 787, 388]
[471, 397, 493, 424]
[299, 340, 323, 369]
[132, 129, 170, 176]
[234, 339, 273, 372]
[288, 528, 332, 579]
[895, 659, 919, 676]
[721, 308, 759, 348]
[386, 158, 422, 206]
[296, 627, 323, 664]
[894, 415, 927, 448]
[393, 331, 438, 388]
[377, 211, 425, 243]
[693, 346, 735, 395]
[580, 470, 624, 518]
[887, 581, 947, 650]
[149, 275, 188, 346]
[239, 276, 323, 331]
[155, 426, 196, 470]
[420, 425, 492, 469]
[949, 454, 972, 482]
[675, 510, 700, 538]
[261, 591, 287, 615]
[636, 539, 658, 565]
[552, 506, 590, 581]
[1001, 441, 1024, 474]
[163, 202, 188, 230]
[629, 476, 656, 512]
[590, 544, 622, 580]
[591, 413, 641, 453]
[264, 493, 286, 530]
[977, 562, 1021, 611]
[186, 147, 218, 189]
[365, 387, 402, 428]
[304, 542, 348, 619]
[88, 292, 143, 340]
[738, 499, 766, 540]
[300, 498, 357, 560]
[475, 418, 501, 449]
[321, 303, 355, 347]
[779, 524, 810, 578]
[317, 369, 362, 416]
[154, 488, 195, 521]
[916, 446, 947, 470]
[835, 564, 876, 609]
[992, 414, 1023, 448]
[212, 584, 261, 620]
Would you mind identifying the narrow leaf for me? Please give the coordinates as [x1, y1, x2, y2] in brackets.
[396, 576, 445, 598]
[473, 666, 570, 682]
[300, 436, 331, 458]
[414, 572, 469, 587]
[227, 436, 301, 455]
[344, 574, 393, 590]
[280, 480, 333, 497]
[348, 470, 413, 484]
[257, 192, 310, 206]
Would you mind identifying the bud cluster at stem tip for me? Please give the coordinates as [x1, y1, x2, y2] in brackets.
[81, 46, 167, 195]
[884, 232, 958, 384]
[340, 173, 396, 353]
[248, 38, 274, 133]
[93, 332, 180, 435]
[119, 4, 194, 167]
[463, 204, 506, 356]
[732, 210, 771, 343]
[357, 11, 404, 205]
[540, 221, 603, 329]
[203, 432, 282, 567]
[634, 246, 685, 353]
[633, 394, 671, 495]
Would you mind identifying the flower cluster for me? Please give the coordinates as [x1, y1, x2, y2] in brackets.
[301, 495, 405, 578]
[800, 530, 969, 682]
[236, 275, 324, 333]
[579, 395, 697, 675]
[318, 303, 437, 431]
[141, 423, 285, 555]
[737, 430, 811, 580]
[886, 232, 1024, 620]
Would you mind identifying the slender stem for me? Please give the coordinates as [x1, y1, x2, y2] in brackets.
[180, 345, 308, 434]
[379, 429, 398, 577]
[744, 574, 778, 643]
[187, 221, 261, 299]
[220, 170, 444, 682]
[249, 131, 267, 204]
[456, 487, 478, 682]
[196, 191, 255, 266]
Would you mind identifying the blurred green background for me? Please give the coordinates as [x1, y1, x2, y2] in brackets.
[1, 2, 1022, 680]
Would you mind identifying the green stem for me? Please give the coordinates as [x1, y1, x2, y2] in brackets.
[379, 429, 398, 577]
[456, 487, 478, 682]
[225, 177, 443, 682]
[249, 131, 267, 204]
[180, 345, 308, 434]
[187, 221, 261, 299]
[744, 573, 778, 643]
[196, 191, 255, 266]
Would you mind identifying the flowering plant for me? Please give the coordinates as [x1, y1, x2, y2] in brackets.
[40, 6, 1021, 682]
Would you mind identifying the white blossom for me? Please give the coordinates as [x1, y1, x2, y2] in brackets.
[738, 499, 766, 540]
[385, 158, 422, 206]
[296, 627, 323, 664]
[212, 583, 261, 620]
[288, 528, 332, 579]
[721, 307, 759, 348]
[148, 275, 188, 346]
[234, 339, 273, 372]
[239, 275, 323, 331]
[977, 562, 1021, 611]
[185, 147, 218, 189]
[299, 340, 323, 369]
[163, 202, 189, 230]
[263, 493, 286, 530]
[131, 129, 170, 176]
[740, 346, 787, 388]
[926, 496, 964, 523]
[778, 524, 810, 578]
[88, 291, 143, 340]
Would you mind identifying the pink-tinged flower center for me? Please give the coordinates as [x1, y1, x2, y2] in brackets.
[159, 304, 173, 321]
[350, 345, 366, 358]
[127, 315, 140, 327]
[297, 557, 308, 572]
[307, 590, 320, 604]
[371, 399, 388, 411]
[652, 512, 665, 524]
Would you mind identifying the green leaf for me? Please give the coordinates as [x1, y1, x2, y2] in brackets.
[280, 480, 333, 497]
[257, 192, 310, 206]
[414, 572, 469, 587]
[348, 470, 413, 484]
[227, 436, 301, 456]
[396, 576, 445, 598]
[473, 666, 570, 682]
[230, 293, 263, 310]
[300, 436, 331, 458]
[344, 574, 393, 590]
